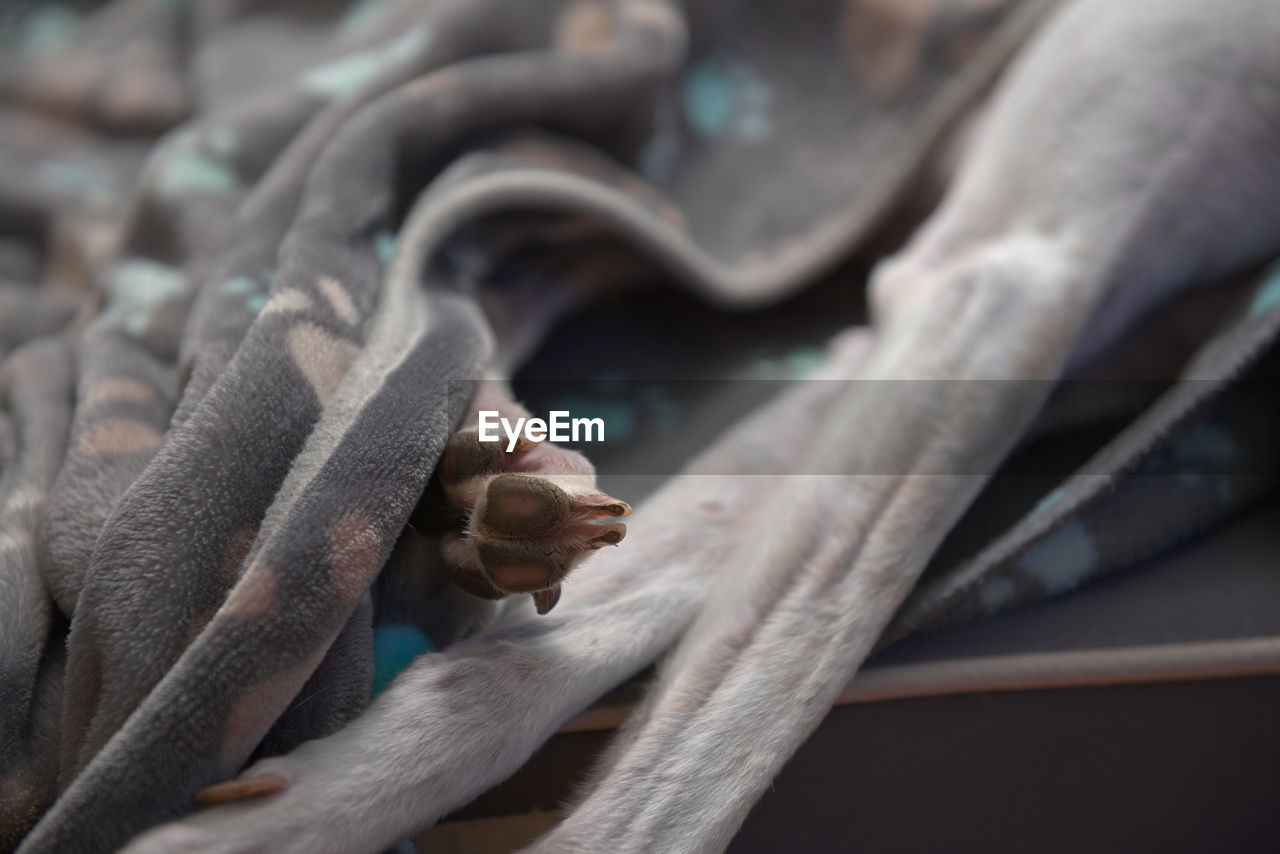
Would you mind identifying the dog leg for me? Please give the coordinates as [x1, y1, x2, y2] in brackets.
[118, 331, 873, 854]
[428, 228, 660, 615]
[525, 0, 1280, 850]
[431, 237, 644, 615]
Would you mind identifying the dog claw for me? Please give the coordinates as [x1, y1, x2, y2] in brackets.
[589, 524, 627, 547]
[532, 585, 562, 615]
[582, 500, 631, 517]
[194, 773, 287, 807]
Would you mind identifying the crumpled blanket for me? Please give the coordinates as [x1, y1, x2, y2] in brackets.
[0, 0, 1276, 851]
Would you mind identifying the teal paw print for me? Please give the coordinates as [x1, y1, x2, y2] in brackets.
[223, 272, 271, 314]
[680, 55, 774, 142]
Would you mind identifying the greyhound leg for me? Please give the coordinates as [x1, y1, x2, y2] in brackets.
[431, 239, 644, 615]
[427, 233, 658, 615]
[526, 0, 1280, 850]
[119, 331, 873, 854]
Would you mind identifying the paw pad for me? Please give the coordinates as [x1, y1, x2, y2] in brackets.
[437, 427, 630, 613]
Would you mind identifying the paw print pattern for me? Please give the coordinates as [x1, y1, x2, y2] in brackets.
[679, 54, 774, 143]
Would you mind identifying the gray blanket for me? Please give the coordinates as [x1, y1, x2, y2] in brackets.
[0, 0, 1276, 851]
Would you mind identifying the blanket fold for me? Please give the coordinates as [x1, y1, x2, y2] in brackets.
[0, 1, 1275, 851]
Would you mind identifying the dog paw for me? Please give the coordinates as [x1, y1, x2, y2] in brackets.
[436, 428, 629, 614]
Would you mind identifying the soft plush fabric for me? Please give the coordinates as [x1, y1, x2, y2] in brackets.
[0, 1, 1275, 851]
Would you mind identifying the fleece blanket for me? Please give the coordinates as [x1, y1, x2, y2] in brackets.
[0, 0, 1276, 851]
